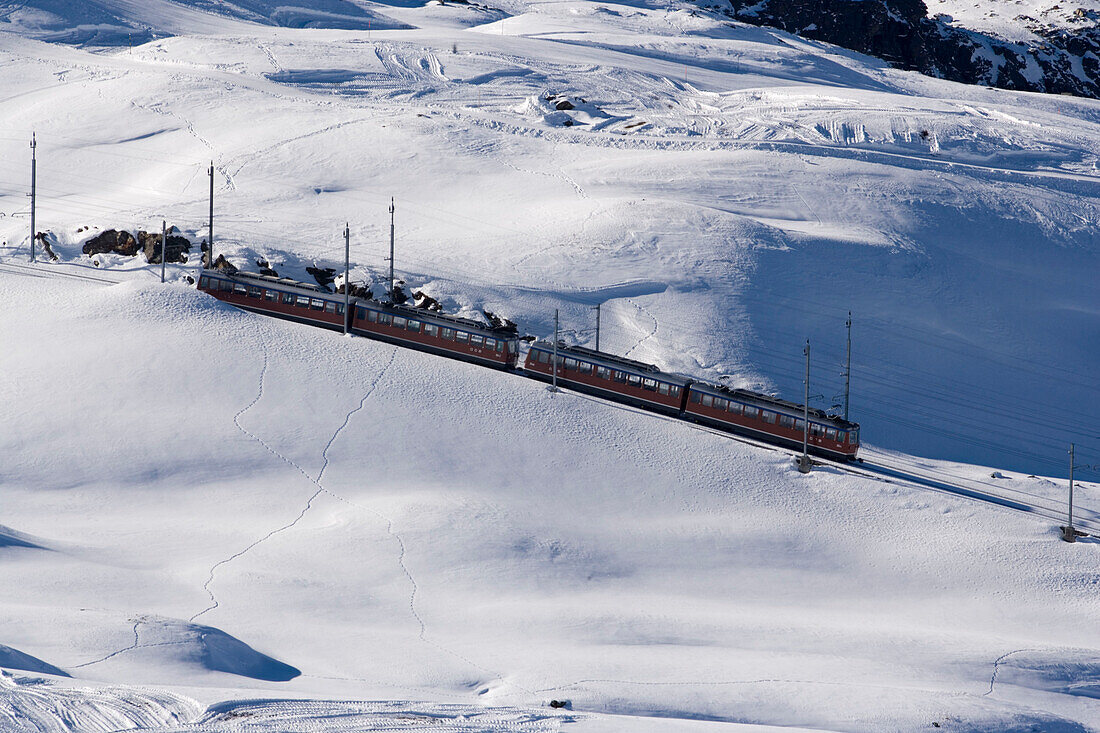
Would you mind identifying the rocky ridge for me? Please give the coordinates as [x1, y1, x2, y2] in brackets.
[708, 0, 1100, 97]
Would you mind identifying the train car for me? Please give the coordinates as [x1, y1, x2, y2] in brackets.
[349, 300, 520, 369]
[684, 381, 860, 460]
[198, 270, 348, 331]
[523, 341, 692, 415]
[197, 270, 520, 369]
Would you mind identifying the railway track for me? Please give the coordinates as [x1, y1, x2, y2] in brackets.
[0, 260, 124, 285]
[561, 384, 1097, 535]
[819, 449, 1099, 536]
[6, 259, 1092, 537]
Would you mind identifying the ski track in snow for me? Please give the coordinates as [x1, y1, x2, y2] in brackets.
[984, 648, 1038, 697]
[71, 619, 142, 669]
[191, 337, 399, 623]
[622, 299, 658, 356]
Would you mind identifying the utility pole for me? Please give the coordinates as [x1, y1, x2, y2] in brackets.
[207, 162, 214, 269]
[549, 309, 559, 392]
[799, 339, 812, 473]
[343, 222, 351, 336]
[160, 220, 167, 283]
[1063, 443, 1078, 543]
[844, 312, 852, 422]
[594, 303, 601, 352]
[29, 133, 36, 264]
[388, 197, 395, 302]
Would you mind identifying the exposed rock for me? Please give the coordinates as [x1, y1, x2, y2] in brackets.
[36, 232, 59, 261]
[714, 0, 1100, 98]
[483, 310, 518, 333]
[335, 281, 372, 298]
[256, 259, 279, 277]
[413, 290, 443, 311]
[306, 266, 337, 290]
[82, 229, 139, 257]
[554, 99, 575, 110]
[212, 254, 238, 274]
[139, 228, 191, 264]
[390, 283, 409, 305]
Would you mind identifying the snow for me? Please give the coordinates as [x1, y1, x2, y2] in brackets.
[927, 0, 1100, 44]
[0, 0, 1099, 730]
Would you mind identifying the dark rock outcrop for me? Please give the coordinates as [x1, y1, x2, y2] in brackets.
[306, 266, 337, 290]
[82, 229, 139, 257]
[714, 0, 1100, 98]
[413, 290, 443, 311]
[139, 228, 191, 264]
[256, 259, 279, 277]
[212, 254, 238, 274]
[484, 310, 518, 333]
[335, 281, 372, 298]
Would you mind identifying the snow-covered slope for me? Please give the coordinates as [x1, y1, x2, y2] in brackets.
[1, 0, 1098, 729]
[927, 0, 1100, 43]
[2, 273, 1099, 732]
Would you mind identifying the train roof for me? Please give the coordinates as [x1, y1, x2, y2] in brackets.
[206, 270, 518, 336]
[529, 341, 693, 385]
[690, 380, 859, 430]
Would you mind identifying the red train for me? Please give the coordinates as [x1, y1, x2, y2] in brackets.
[198, 271, 521, 368]
[198, 271, 860, 460]
[524, 342, 859, 460]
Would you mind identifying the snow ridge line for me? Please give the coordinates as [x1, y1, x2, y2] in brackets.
[190, 340, 398, 623]
[984, 648, 1035, 697]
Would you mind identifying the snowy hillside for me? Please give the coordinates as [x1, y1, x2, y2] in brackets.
[1, 0, 1099, 730]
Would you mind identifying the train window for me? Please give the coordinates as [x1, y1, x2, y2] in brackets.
[441, 327, 454, 339]
[470, 334, 483, 345]
[358, 307, 368, 320]
[761, 411, 776, 424]
[626, 374, 641, 386]
[495, 340, 504, 352]
[564, 358, 578, 370]
[690, 391, 702, 403]
[311, 299, 325, 311]
[393, 316, 406, 328]
[407, 320, 421, 332]
[281, 292, 293, 304]
[325, 302, 337, 313]
[199, 276, 209, 288]
[613, 371, 627, 382]
[794, 418, 804, 430]
[658, 382, 669, 395]
[234, 283, 248, 295]
[265, 290, 277, 301]
[293, 295, 307, 307]
[642, 379, 657, 391]
[714, 397, 727, 410]
[379, 313, 392, 325]
[701, 394, 713, 407]
[336, 304, 345, 315]
[779, 415, 794, 428]
[247, 286, 262, 298]
[743, 406, 758, 418]
[424, 324, 437, 336]
[670, 386, 680, 397]
[825, 428, 837, 440]
[850, 430, 859, 444]
[811, 424, 825, 437]
[456, 331, 469, 342]
[728, 402, 742, 415]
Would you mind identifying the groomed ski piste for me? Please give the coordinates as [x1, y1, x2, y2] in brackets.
[1, 1, 1099, 731]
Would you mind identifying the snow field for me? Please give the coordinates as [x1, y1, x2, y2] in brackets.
[0, 0, 1098, 728]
